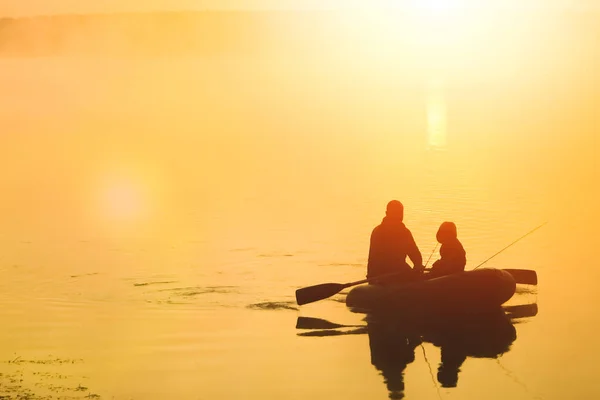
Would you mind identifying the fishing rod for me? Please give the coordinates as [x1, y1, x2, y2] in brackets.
[420, 344, 443, 400]
[473, 222, 548, 270]
[424, 243, 438, 268]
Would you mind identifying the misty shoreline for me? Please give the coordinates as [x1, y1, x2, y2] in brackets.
[0, 9, 596, 58]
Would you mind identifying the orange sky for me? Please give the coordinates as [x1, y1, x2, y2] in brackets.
[2, 0, 598, 17]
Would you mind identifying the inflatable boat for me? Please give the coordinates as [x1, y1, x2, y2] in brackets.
[345, 268, 516, 315]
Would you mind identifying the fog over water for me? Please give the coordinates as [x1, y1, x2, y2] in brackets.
[0, 8, 599, 400]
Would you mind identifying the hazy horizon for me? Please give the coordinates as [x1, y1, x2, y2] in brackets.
[3, 0, 600, 18]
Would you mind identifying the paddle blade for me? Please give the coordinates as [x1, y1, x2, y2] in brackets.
[503, 303, 538, 319]
[298, 328, 368, 337]
[296, 316, 360, 330]
[503, 269, 538, 285]
[295, 283, 345, 306]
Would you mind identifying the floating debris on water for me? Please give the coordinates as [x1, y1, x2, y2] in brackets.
[257, 253, 294, 258]
[5, 357, 84, 365]
[247, 302, 299, 311]
[146, 299, 190, 305]
[133, 281, 177, 287]
[70, 273, 100, 278]
[0, 355, 100, 399]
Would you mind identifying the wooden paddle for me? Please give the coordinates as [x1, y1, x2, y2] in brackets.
[295, 268, 537, 306]
[295, 272, 396, 306]
[296, 316, 363, 330]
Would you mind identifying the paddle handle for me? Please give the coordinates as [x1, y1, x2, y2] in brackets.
[342, 278, 369, 288]
[342, 270, 421, 289]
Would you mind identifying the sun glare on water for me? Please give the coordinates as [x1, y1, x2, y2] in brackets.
[331, 0, 483, 150]
[426, 78, 448, 149]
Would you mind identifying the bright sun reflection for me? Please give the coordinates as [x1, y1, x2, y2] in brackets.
[427, 78, 447, 149]
[102, 179, 148, 222]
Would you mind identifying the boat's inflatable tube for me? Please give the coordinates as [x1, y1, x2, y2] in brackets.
[346, 268, 516, 315]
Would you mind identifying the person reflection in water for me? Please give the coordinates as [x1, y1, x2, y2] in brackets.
[367, 200, 424, 284]
[437, 345, 467, 387]
[367, 311, 517, 397]
[427, 310, 517, 388]
[428, 221, 466, 279]
[368, 320, 421, 399]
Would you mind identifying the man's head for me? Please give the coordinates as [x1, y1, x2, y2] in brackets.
[386, 200, 404, 220]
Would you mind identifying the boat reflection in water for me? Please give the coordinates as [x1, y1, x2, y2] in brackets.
[296, 304, 537, 399]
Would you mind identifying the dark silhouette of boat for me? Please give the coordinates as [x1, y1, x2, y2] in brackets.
[346, 268, 517, 315]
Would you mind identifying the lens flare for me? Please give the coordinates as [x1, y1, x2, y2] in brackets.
[89, 165, 164, 238]
[101, 179, 148, 222]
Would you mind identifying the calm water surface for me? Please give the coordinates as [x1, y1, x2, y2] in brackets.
[1, 36, 599, 399]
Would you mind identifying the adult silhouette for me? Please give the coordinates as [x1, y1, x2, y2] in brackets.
[367, 200, 424, 285]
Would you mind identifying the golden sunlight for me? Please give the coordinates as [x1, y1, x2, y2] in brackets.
[331, 0, 493, 77]
[101, 179, 148, 222]
[89, 165, 164, 237]
[408, 0, 467, 13]
[426, 78, 447, 148]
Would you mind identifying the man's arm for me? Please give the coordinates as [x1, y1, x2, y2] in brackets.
[406, 230, 424, 270]
[366, 228, 380, 278]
